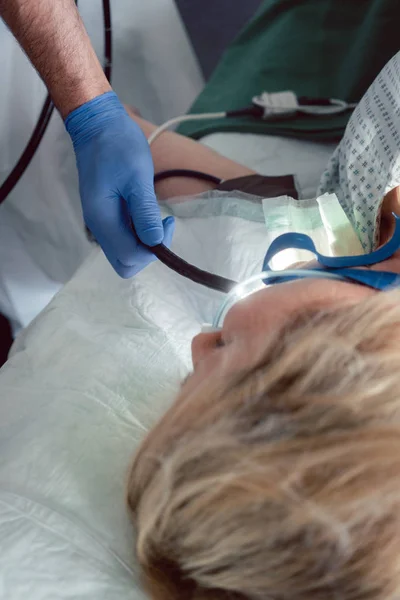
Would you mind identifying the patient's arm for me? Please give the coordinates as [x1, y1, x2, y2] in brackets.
[125, 107, 255, 199]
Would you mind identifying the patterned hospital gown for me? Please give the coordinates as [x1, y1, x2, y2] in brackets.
[318, 51, 400, 253]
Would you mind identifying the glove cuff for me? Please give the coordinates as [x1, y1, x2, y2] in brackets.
[65, 91, 128, 148]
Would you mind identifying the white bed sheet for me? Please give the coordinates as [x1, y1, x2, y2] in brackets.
[0, 195, 271, 599]
[0, 89, 346, 593]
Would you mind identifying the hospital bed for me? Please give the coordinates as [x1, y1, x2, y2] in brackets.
[0, 1, 340, 597]
[0, 136, 336, 600]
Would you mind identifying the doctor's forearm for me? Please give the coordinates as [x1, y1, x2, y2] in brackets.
[0, 0, 111, 118]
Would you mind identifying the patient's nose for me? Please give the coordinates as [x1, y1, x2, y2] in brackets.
[191, 331, 221, 367]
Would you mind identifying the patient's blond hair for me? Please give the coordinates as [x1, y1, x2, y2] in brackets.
[127, 290, 400, 600]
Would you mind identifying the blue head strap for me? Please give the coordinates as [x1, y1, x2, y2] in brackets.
[262, 213, 400, 291]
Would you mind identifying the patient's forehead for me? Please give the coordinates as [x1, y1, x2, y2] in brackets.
[230, 244, 400, 330]
[223, 278, 373, 338]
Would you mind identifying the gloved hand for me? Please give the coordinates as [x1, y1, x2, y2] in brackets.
[65, 91, 174, 278]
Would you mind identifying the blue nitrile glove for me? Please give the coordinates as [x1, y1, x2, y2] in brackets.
[65, 91, 174, 278]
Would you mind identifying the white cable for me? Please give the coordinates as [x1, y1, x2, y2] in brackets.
[147, 96, 357, 147]
[252, 91, 357, 117]
[299, 98, 358, 115]
[147, 112, 226, 146]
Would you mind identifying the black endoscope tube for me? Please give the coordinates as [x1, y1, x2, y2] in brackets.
[154, 169, 221, 186]
[0, 95, 55, 204]
[0, 0, 112, 206]
[149, 244, 238, 293]
[152, 168, 239, 292]
[102, 0, 112, 83]
[152, 169, 237, 292]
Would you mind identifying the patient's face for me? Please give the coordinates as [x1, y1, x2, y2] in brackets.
[188, 251, 400, 395]
[188, 188, 400, 391]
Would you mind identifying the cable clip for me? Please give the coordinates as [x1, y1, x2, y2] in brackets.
[252, 91, 298, 118]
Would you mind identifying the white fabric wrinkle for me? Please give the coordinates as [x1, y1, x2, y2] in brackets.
[0, 494, 135, 578]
